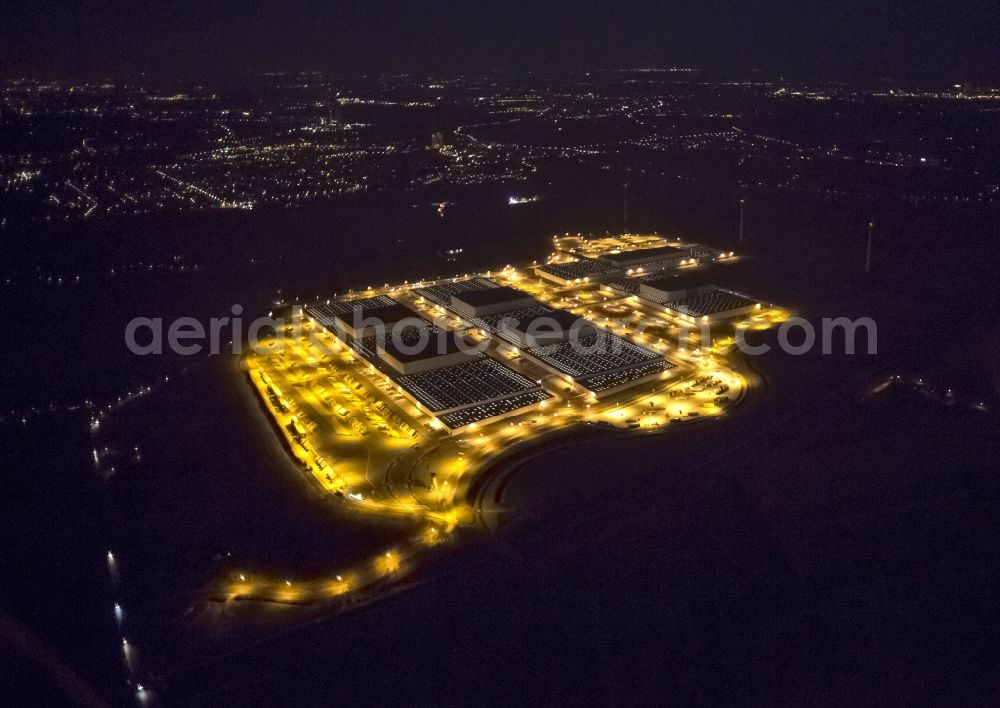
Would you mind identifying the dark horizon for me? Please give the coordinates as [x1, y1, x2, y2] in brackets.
[4, 0, 999, 83]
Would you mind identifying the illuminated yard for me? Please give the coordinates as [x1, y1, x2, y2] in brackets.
[208, 234, 790, 609]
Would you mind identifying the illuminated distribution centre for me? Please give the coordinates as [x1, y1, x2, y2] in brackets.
[228, 233, 795, 611]
[240, 234, 790, 561]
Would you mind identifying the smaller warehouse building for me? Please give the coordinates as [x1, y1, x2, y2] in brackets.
[638, 273, 760, 321]
[498, 308, 598, 348]
[639, 278, 717, 302]
[599, 244, 687, 268]
[331, 298, 421, 338]
[451, 285, 536, 318]
[534, 258, 621, 285]
[377, 329, 480, 375]
[663, 289, 759, 321]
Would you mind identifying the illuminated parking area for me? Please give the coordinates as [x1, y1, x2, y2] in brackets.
[437, 390, 553, 429]
[579, 360, 675, 394]
[397, 358, 546, 413]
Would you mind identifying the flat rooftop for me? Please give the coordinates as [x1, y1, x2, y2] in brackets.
[336, 299, 415, 325]
[504, 307, 586, 334]
[605, 275, 656, 295]
[474, 304, 566, 344]
[451, 285, 534, 310]
[664, 288, 758, 317]
[535, 259, 620, 281]
[309, 296, 419, 332]
[639, 272, 717, 294]
[415, 277, 499, 308]
[642, 273, 715, 289]
[633, 261, 753, 301]
[600, 245, 686, 266]
[378, 328, 469, 363]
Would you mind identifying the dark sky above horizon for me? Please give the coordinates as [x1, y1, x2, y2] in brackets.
[3, 0, 998, 81]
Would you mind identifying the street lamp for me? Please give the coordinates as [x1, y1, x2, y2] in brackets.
[738, 198, 745, 244]
[865, 221, 873, 274]
[623, 182, 629, 230]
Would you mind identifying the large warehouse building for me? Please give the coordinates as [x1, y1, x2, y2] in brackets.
[416, 278, 674, 399]
[306, 298, 552, 431]
[534, 258, 621, 285]
[498, 308, 597, 348]
[450, 286, 536, 317]
[329, 296, 421, 338]
[376, 328, 479, 375]
[598, 244, 688, 268]
[637, 274, 760, 321]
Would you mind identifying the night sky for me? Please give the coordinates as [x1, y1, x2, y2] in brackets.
[3, 0, 999, 80]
